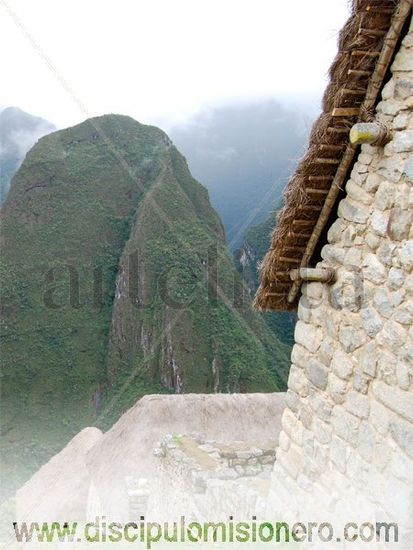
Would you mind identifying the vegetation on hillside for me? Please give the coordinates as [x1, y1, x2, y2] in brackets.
[0, 115, 290, 498]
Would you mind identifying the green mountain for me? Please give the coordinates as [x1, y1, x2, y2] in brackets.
[0, 107, 55, 203]
[0, 114, 290, 498]
[235, 214, 296, 346]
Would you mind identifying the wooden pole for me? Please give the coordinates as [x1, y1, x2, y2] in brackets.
[287, 0, 413, 305]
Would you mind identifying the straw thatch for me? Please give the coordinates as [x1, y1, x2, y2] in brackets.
[254, 0, 412, 311]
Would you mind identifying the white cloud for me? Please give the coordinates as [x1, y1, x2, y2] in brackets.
[0, 0, 349, 129]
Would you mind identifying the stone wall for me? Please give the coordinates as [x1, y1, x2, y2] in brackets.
[147, 434, 277, 521]
[267, 20, 413, 548]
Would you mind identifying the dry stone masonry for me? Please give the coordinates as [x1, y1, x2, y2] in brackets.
[266, 23, 413, 548]
[148, 434, 277, 521]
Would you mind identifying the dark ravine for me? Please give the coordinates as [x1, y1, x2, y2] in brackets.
[235, 214, 296, 347]
[0, 114, 290, 498]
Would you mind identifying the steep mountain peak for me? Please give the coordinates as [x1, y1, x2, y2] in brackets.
[0, 114, 289, 499]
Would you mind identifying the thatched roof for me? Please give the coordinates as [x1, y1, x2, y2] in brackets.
[254, 0, 412, 311]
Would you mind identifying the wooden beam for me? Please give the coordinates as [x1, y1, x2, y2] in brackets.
[278, 257, 301, 264]
[327, 127, 350, 134]
[319, 144, 344, 152]
[314, 158, 341, 165]
[292, 219, 314, 226]
[287, 0, 412, 306]
[364, 6, 395, 14]
[308, 175, 334, 181]
[358, 27, 387, 37]
[297, 204, 322, 212]
[290, 267, 336, 283]
[350, 121, 391, 146]
[287, 231, 312, 239]
[284, 246, 306, 252]
[351, 50, 381, 57]
[332, 107, 361, 117]
[306, 188, 330, 196]
[339, 87, 366, 96]
[347, 69, 371, 78]
[274, 271, 293, 279]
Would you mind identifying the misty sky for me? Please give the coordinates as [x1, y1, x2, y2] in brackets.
[1, 0, 349, 129]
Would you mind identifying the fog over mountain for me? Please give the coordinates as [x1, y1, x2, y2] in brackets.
[0, 107, 55, 202]
[170, 99, 317, 249]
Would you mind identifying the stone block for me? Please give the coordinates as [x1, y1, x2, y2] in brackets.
[357, 340, 378, 377]
[313, 418, 332, 445]
[393, 46, 413, 71]
[394, 77, 413, 99]
[397, 241, 413, 272]
[357, 421, 376, 463]
[344, 247, 362, 266]
[288, 367, 309, 398]
[297, 298, 312, 323]
[318, 338, 335, 367]
[304, 282, 324, 301]
[370, 399, 390, 436]
[363, 253, 386, 284]
[353, 370, 370, 394]
[388, 267, 405, 290]
[278, 431, 290, 452]
[392, 130, 413, 152]
[331, 406, 361, 445]
[375, 180, 395, 210]
[285, 389, 300, 412]
[306, 358, 329, 390]
[338, 198, 370, 224]
[389, 414, 413, 459]
[331, 349, 354, 380]
[291, 343, 310, 369]
[330, 436, 348, 474]
[377, 241, 396, 267]
[396, 362, 411, 391]
[361, 305, 383, 336]
[377, 99, 401, 116]
[394, 183, 410, 210]
[278, 445, 303, 480]
[377, 349, 398, 386]
[346, 180, 373, 205]
[393, 112, 409, 130]
[327, 218, 345, 244]
[295, 321, 322, 353]
[371, 210, 390, 237]
[344, 390, 370, 419]
[308, 392, 333, 423]
[328, 372, 348, 404]
[372, 380, 413, 423]
[387, 208, 413, 241]
[321, 244, 346, 264]
[342, 225, 357, 247]
[393, 300, 413, 325]
[377, 319, 408, 353]
[403, 156, 413, 182]
[365, 173, 382, 192]
[281, 408, 298, 437]
[339, 326, 367, 353]
[365, 230, 381, 250]
[390, 453, 413, 484]
[378, 157, 403, 183]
